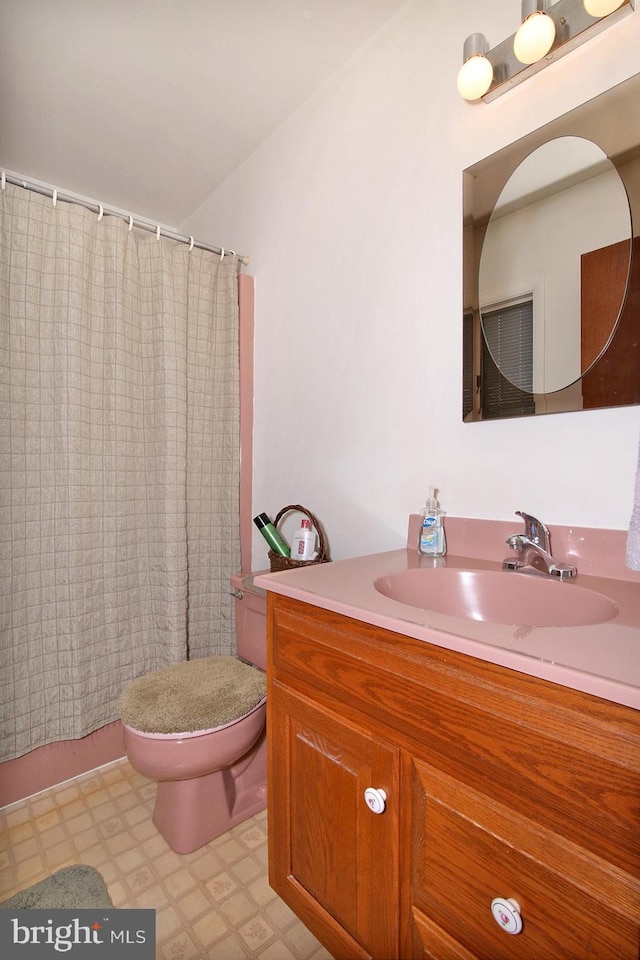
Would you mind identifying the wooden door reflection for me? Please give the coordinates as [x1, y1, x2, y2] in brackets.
[581, 237, 640, 410]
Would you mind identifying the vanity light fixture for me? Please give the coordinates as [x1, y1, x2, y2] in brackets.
[458, 0, 635, 102]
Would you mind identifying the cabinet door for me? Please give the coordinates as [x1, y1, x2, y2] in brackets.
[269, 681, 400, 960]
[405, 758, 640, 960]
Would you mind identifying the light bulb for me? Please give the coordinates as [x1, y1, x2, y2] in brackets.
[457, 33, 493, 101]
[457, 55, 494, 100]
[583, 0, 625, 15]
[514, 10, 556, 64]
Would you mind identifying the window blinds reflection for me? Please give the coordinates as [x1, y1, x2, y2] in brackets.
[481, 300, 535, 419]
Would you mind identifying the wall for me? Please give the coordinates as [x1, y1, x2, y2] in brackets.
[182, 0, 640, 564]
[0, 722, 124, 808]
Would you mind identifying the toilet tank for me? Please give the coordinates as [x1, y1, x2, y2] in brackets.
[230, 573, 267, 671]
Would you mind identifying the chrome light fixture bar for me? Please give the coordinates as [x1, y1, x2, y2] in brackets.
[458, 0, 635, 103]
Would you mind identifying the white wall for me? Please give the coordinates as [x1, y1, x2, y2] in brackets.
[182, 0, 640, 564]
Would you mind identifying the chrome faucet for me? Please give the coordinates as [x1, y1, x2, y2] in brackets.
[502, 511, 577, 580]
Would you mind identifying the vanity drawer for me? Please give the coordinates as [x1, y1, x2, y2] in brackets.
[408, 758, 640, 960]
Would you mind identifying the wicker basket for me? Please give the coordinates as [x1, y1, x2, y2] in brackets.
[268, 504, 330, 573]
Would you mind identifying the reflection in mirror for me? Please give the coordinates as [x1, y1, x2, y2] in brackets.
[480, 137, 631, 395]
[463, 72, 640, 421]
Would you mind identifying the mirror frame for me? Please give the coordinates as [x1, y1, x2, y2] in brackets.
[463, 72, 640, 421]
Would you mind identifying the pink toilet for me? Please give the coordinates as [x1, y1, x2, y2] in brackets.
[119, 574, 267, 854]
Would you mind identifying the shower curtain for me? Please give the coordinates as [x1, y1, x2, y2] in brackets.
[0, 184, 240, 762]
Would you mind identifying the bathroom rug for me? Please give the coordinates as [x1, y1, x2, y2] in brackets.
[0, 864, 113, 909]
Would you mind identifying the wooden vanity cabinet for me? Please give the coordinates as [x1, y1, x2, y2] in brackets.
[267, 594, 640, 960]
[269, 683, 400, 959]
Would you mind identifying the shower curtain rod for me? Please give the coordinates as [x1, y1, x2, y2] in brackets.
[0, 169, 249, 265]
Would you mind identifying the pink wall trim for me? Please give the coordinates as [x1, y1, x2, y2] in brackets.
[1, 274, 256, 808]
[238, 274, 255, 575]
[0, 721, 125, 809]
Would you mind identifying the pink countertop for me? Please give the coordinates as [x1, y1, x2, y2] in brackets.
[254, 517, 640, 711]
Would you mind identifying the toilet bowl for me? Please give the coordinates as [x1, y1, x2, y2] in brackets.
[119, 573, 268, 854]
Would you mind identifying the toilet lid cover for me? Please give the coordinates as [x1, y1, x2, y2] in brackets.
[118, 655, 266, 734]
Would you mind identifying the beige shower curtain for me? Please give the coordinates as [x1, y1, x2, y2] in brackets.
[0, 184, 240, 762]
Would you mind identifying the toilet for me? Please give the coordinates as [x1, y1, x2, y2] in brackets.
[119, 573, 267, 854]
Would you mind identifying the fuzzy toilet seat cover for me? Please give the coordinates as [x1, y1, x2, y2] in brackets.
[119, 655, 266, 735]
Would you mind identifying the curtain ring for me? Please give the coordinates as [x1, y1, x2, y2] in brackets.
[1, 171, 6, 191]
[97, 204, 104, 221]
[156, 225, 161, 240]
[189, 236, 194, 251]
[52, 189, 58, 207]
[219, 247, 225, 262]
[128, 215, 134, 231]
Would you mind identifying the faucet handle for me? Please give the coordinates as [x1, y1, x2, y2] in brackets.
[515, 511, 550, 550]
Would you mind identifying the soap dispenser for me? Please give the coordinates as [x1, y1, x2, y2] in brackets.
[418, 487, 446, 557]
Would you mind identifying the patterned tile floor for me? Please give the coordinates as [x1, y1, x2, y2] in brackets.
[0, 757, 333, 959]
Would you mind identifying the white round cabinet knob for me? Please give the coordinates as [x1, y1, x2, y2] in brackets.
[490, 897, 523, 935]
[363, 787, 387, 814]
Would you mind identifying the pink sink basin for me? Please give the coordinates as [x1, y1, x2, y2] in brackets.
[374, 568, 619, 628]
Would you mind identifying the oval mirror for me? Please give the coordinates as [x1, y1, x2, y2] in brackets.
[478, 136, 632, 396]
